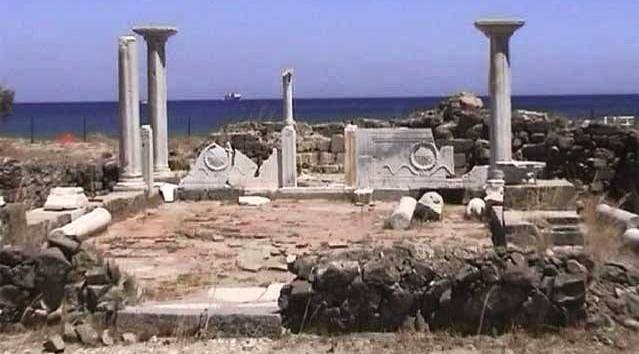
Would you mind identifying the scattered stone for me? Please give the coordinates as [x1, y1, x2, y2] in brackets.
[389, 196, 417, 230]
[75, 323, 99, 345]
[212, 235, 225, 242]
[622, 318, 639, 331]
[100, 329, 114, 346]
[48, 234, 81, 255]
[465, 198, 486, 219]
[121, 332, 138, 345]
[159, 183, 178, 202]
[63, 323, 79, 343]
[238, 260, 262, 273]
[566, 259, 588, 275]
[415, 192, 444, 221]
[43, 334, 65, 353]
[85, 266, 111, 285]
[43, 187, 89, 211]
[238, 196, 271, 207]
[328, 240, 348, 249]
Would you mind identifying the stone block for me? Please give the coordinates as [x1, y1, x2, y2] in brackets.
[356, 128, 454, 189]
[318, 152, 335, 165]
[415, 192, 444, 221]
[330, 134, 345, 153]
[335, 153, 345, 165]
[317, 165, 341, 174]
[437, 138, 475, 153]
[297, 152, 319, 168]
[454, 153, 467, 168]
[505, 179, 577, 211]
[43, 188, 89, 211]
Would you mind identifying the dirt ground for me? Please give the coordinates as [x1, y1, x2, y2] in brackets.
[87, 199, 490, 300]
[1, 328, 638, 354]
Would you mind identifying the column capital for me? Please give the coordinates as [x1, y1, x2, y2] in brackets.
[475, 18, 524, 38]
[282, 68, 294, 80]
[132, 26, 178, 43]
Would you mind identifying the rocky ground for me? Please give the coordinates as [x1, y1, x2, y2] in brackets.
[87, 199, 490, 300]
[1, 329, 639, 353]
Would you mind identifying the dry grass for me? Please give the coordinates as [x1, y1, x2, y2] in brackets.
[581, 195, 624, 262]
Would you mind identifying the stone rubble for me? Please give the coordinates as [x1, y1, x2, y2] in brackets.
[279, 244, 639, 335]
[415, 192, 444, 221]
[0, 228, 141, 346]
[465, 198, 486, 220]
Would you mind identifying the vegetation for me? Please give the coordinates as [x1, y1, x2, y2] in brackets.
[0, 86, 15, 117]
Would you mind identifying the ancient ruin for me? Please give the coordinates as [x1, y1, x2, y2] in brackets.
[1, 15, 639, 354]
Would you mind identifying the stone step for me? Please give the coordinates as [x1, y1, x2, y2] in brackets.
[551, 230, 584, 246]
[117, 284, 283, 338]
[551, 225, 580, 233]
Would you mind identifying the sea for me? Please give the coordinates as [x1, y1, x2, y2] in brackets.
[0, 95, 637, 139]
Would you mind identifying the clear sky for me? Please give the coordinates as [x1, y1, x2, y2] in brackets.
[1, 1, 638, 102]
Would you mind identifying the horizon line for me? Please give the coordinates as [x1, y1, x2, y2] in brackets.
[13, 92, 639, 105]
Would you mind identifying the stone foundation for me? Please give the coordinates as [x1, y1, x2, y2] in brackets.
[279, 244, 597, 334]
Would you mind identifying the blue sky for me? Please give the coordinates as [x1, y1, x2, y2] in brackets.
[1, 1, 638, 102]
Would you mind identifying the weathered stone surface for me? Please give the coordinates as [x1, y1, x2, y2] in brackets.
[75, 323, 99, 345]
[465, 198, 486, 219]
[43, 334, 65, 353]
[63, 323, 79, 343]
[100, 329, 114, 346]
[49, 207, 111, 242]
[35, 247, 71, 309]
[389, 197, 417, 230]
[355, 128, 454, 189]
[43, 187, 89, 211]
[121, 332, 138, 344]
[330, 134, 345, 153]
[238, 196, 271, 207]
[415, 191, 444, 221]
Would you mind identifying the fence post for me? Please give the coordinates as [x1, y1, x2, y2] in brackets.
[187, 116, 191, 137]
[30, 116, 34, 144]
[83, 116, 87, 142]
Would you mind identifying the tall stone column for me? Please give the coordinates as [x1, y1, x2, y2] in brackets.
[115, 35, 145, 191]
[280, 69, 297, 187]
[133, 26, 178, 178]
[282, 69, 294, 126]
[475, 19, 524, 181]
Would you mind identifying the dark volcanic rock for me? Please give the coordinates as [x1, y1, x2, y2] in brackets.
[279, 246, 601, 334]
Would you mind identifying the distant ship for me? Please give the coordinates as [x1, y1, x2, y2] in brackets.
[224, 92, 242, 101]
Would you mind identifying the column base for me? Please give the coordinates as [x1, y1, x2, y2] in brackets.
[114, 176, 147, 191]
[153, 167, 175, 180]
[484, 178, 505, 207]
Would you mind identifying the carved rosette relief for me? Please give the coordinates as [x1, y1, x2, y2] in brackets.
[410, 143, 438, 171]
[203, 145, 231, 172]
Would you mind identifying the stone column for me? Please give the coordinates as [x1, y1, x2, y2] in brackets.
[475, 19, 524, 181]
[141, 125, 154, 196]
[344, 124, 358, 187]
[280, 69, 297, 187]
[133, 26, 178, 178]
[115, 35, 145, 191]
[282, 69, 294, 125]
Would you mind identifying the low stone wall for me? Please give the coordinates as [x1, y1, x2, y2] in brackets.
[279, 244, 639, 334]
[0, 236, 140, 333]
[0, 158, 119, 209]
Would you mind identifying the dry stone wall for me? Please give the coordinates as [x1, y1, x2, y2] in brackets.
[279, 244, 639, 334]
[0, 158, 119, 209]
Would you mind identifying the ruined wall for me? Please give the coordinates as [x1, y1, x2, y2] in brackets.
[279, 245, 608, 334]
[0, 158, 119, 209]
[198, 92, 639, 211]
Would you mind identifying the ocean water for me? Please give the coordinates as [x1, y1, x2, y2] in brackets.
[0, 95, 637, 139]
